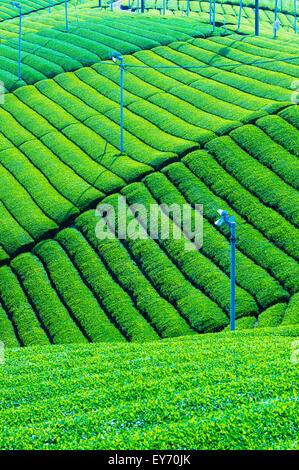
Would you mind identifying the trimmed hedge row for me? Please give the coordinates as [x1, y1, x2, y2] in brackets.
[33, 240, 125, 343]
[144, 170, 287, 309]
[120, 184, 257, 318]
[11, 253, 86, 344]
[282, 293, 299, 325]
[229, 124, 299, 189]
[257, 303, 287, 328]
[102, 193, 228, 333]
[126, 51, 256, 123]
[76, 211, 194, 339]
[55, 228, 159, 342]
[0, 202, 34, 256]
[0, 147, 79, 225]
[255, 114, 299, 158]
[89, 64, 239, 135]
[0, 303, 19, 348]
[66, 68, 215, 145]
[177, 38, 297, 90]
[0, 163, 58, 241]
[181, 151, 299, 293]
[0, 266, 49, 346]
[153, 45, 285, 111]
[205, 136, 299, 227]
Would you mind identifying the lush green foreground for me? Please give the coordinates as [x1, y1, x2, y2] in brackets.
[0, 326, 298, 450]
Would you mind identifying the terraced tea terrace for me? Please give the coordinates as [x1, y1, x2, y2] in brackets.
[0, 1, 298, 451]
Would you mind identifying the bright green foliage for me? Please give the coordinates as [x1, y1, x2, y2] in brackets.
[205, 136, 299, 226]
[283, 294, 299, 325]
[33, 240, 125, 343]
[56, 228, 160, 342]
[76, 211, 195, 339]
[144, 169, 287, 309]
[0, 327, 298, 449]
[258, 303, 287, 328]
[0, 304, 19, 348]
[11, 253, 87, 344]
[0, 266, 50, 346]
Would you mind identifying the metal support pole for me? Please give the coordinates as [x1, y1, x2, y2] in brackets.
[238, 0, 243, 29]
[163, 0, 165, 15]
[187, 0, 189, 16]
[213, 0, 216, 32]
[110, 0, 113, 11]
[120, 57, 124, 154]
[141, 0, 144, 13]
[137, 0, 139, 13]
[18, 7, 22, 80]
[230, 221, 236, 332]
[255, 0, 259, 35]
[99, 0, 102, 7]
[65, 0, 68, 31]
[49, 0, 51, 13]
[274, 0, 278, 38]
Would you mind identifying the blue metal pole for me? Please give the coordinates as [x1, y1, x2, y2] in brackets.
[209, 0, 212, 24]
[213, 0, 216, 32]
[111, 0, 113, 11]
[163, 0, 165, 15]
[18, 6, 22, 81]
[187, 0, 189, 16]
[65, 0, 68, 31]
[49, 0, 51, 13]
[230, 220, 236, 332]
[274, 0, 278, 38]
[137, 0, 139, 13]
[120, 57, 124, 154]
[238, 0, 243, 29]
[255, 0, 259, 35]
[295, 0, 297, 33]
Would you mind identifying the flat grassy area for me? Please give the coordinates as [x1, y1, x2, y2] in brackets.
[0, 326, 298, 450]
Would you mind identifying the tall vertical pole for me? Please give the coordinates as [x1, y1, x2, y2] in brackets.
[141, 0, 144, 13]
[110, 0, 113, 11]
[99, 0, 102, 7]
[137, 0, 139, 13]
[230, 221, 236, 332]
[187, 0, 189, 16]
[163, 0, 165, 15]
[255, 0, 259, 35]
[209, 0, 212, 24]
[213, 0, 216, 32]
[120, 57, 124, 154]
[49, 0, 51, 13]
[65, 0, 68, 31]
[238, 0, 243, 29]
[274, 0, 278, 38]
[18, 6, 22, 81]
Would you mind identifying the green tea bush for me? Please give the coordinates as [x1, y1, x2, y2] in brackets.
[56, 228, 159, 342]
[33, 240, 125, 343]
[0, 266, 49, 346]
[230, 124, 299, 189]
[144, 170, 287, 309]
[206, 136, 299, 226]
[11, 253, 86, 344]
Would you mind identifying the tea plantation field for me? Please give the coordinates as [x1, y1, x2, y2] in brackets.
[0, 0, 298, 452]
[0, 326, 298, 450]
[0, 9, 298, 346]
